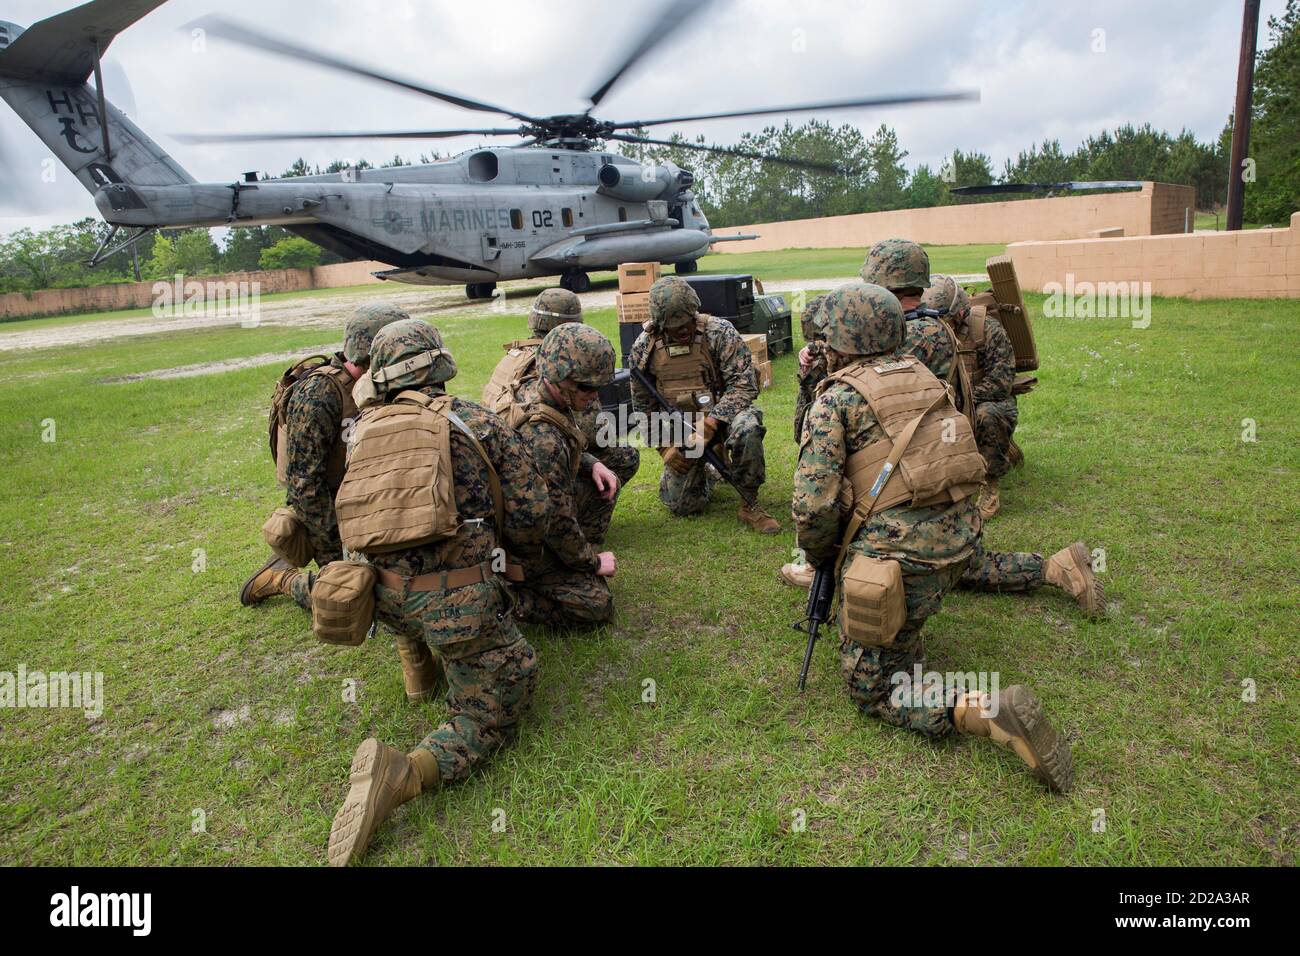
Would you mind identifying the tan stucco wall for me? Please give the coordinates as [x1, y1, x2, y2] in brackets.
[0, 261, 395, 321]
[0, 268, 316, 320]
[1007, 212, 1300, 300]
[710, 182, 1195, 252]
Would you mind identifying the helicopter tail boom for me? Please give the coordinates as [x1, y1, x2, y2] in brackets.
[0, 1, 191, 200]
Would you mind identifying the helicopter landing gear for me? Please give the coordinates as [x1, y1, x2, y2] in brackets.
[559, 270, 590, 294]
[675, 259, 699, 274]
[465, 282, 497, 300]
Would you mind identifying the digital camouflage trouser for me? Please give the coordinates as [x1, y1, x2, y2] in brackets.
[957, 543, 1044, 592]
[512, 568, 614, 628]
[974, 399, 1019, 479]
[575, 444, 641, 545]
[374, 577, 538, 785]
[839, 541, 1047, 737]
[290, 572, 313, 611]
[659, 407, 767, 516]
[839, 560, 966, 738]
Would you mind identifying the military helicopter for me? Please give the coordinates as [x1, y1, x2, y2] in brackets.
[0, 0, 976, 300]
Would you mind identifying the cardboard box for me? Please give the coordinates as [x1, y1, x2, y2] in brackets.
[742, 332, 768, 364]
[756, 359, 773, 391]
[617, 262, 662, 294]
[617, 292, 650, 325]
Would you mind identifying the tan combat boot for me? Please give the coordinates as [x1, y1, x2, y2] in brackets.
[953, 686, 1074, 792]
[396, 639, 444, 703]
[327, 739, 440, 867]
[239, 555, 300, 606]
[779, 563, 814, 588]
[739, 502, 781, 534]
[978, 479, 1000, 520]
[1044, 541, 1105, 618]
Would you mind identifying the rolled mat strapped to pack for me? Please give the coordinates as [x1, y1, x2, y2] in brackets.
[983, 255, 1038, 372]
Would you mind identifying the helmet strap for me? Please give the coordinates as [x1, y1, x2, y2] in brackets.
[370, 348, 448, 387]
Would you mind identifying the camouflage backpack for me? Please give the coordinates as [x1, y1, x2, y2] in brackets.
[267, 354, 352, 486]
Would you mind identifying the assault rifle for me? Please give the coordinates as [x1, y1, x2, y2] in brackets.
[793, 559, 837, 692]
[905, 306, 947, 321]
[627, 365, 757, 510]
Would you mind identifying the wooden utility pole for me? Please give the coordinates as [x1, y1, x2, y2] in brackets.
[1226, 0, 1261, 231]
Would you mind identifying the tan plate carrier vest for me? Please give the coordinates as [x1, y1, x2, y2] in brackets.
[825, 357, 986, 563]
[500, 394, 588, 484]
[273, 361, 358, 490]
[481, 339, 543, 414]
[646, 317, 722, 414]
[335, 391, 505, 555]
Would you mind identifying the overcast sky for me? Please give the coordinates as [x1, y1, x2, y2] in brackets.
[0, 0, 1287, 234]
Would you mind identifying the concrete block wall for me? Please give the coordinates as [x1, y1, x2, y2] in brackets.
[711, 182, 1196, 252]
[1007, 212, 1300, 300]
[0, 268, 315, 320]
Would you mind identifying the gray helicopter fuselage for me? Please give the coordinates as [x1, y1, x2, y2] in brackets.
[94, 147, 722, 285]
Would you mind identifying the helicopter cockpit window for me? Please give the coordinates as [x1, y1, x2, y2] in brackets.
[467, 151, 499, 182]
[510, 209, 524, 230]
[562, 208, 573, 228]
[618, 207, 628, 222]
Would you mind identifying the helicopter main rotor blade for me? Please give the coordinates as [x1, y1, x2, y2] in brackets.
[948, 180, 1146, 196]
[606, 133, 848, 175]
[172, 128, 524, 144]
[587, 0, 716, 109]
[187, 15, 540, 123]
[612, 89, 980, 129]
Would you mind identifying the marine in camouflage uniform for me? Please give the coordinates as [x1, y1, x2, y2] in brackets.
[793, 293, 829, 443]
[626, 276, 780, 533]
[327, 319, 550, 867]
[507, 324, 620, 629]
[922, 274, 1020, 517]
[784, 268, 1103, 610]
[790, 282, 1076, 792]
[240, 302, 407, 611]
[860, 237, 960, 385]
[483, 288, 640, 544]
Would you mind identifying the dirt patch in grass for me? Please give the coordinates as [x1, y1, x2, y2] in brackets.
[99, 350, 305, 383]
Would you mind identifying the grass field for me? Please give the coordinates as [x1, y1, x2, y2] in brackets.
[0, 249, 1296, 866]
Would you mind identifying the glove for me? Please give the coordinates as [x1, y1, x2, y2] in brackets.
[659, 445, 691, 475]
[698, 416, 719, 445]
[686, 416, 719, 456]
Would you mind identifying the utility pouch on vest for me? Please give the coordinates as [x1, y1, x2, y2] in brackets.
[311, 560, 377, 646]
[262, 507, 314, 568]
[839, 553, 906, 648]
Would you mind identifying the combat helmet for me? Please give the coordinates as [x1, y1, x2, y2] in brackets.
[528, 288, 583, 336]
[648, 275, 700, 331]
[920, 274, 970, 321]
[860, 238, 930, 293]
[822, 282, 905, 357]
[537, 324, 615, 388]
[800, 293, 830, 343]
[367, 319, 458, 395]
[344, 302, 409, 365]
